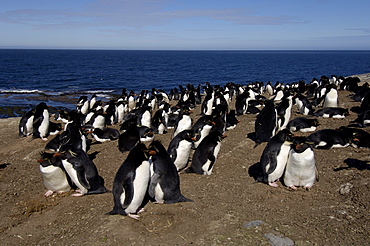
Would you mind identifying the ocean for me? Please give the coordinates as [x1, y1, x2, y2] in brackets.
[1, 49, 369, 118]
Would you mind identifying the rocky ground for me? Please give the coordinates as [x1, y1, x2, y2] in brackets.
[0, 74, 369, 245]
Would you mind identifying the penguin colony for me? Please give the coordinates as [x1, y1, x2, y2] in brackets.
[19, 74, 370, 219]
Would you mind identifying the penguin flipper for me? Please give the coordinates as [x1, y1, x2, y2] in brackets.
[76, 168, 91, 190]
[148, 172, 162, 199]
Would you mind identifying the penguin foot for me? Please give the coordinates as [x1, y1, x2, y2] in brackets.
[44, 190, 54, 197]
[71, 191, 85, 197]
[304, 186, 312, 191]
[137, 208, 146, 214]
[128, 213, 140, 220]
[268, 182, 279, 188]
[289, 185, 298, 190]
[41, 137, 48, 141]
[153, 201, 164, 204]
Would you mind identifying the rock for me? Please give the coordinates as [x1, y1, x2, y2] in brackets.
[264, 233, 294, 246]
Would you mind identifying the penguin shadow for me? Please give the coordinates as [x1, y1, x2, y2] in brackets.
[248, 162, 262, 181]
[334, 158, 370, 171]
[350, 106, 362, 114]
[88, 151, 100, 161]
[246, 132, 256, 142]
[0, 163, 11, 169]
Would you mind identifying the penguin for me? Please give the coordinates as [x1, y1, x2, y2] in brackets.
[85, 108, 106, 129]
[306, 129, 352, 149]
[200, 87, 215, 115]
[287, 117, 320, 132]
[235, 91, 251, 116]
[173, 108, 193, 138]
[191, 115, 214, 148]
[283, 136, 318, 190]
[104, 100, 118, 126]
[45, 133, 62, 152]
[89, 94, 97, 110]
[137, 126, 155, 142]
[350, 109, 370, 127]
[148, 141, 193, 203]
[323, 85, 338, 108]
[32, 102, 50, 141]
[151, 109, 168, 134]
[19, 108, 34, 137]
[88, 127, 120, 142]
[37, 152, 72, 197]
[226, 110, 240, 130]
[137, 105, 152, 128]
[167, 130, 196, 171]
[118, 126, 140, 152]
[59, 120, 89, 153]
[294, 94, 314, 115]
[256, 129, 294, 187]
[53, 147, 107, 196]
[276, 94, 293, 131]
[265, 82, 275, 95]
[127, 91, 136, 112]
[337, 126, 370, 148]
[186, 130, 226, 175]
[254, 100, 277, 147]
[313, 107, 349, 118]
[107, 143, 156, 219]
[76, 96, 89, 115]
[116, 98, 127, 123]
[48, 121, 62, 136]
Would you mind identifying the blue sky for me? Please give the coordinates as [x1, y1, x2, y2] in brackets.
[1, 0, 369, 50]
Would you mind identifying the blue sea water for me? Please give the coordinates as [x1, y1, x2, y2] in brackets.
[1, 49, 369, 117]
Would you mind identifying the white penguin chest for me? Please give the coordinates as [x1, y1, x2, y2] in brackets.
[122, 160, 150, 214]
[173, 140, 192, 170]
[202, 142, 221, 175]
[62, 160, 88, 194]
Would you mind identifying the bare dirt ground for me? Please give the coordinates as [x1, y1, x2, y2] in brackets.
[0, 74, 369, 246]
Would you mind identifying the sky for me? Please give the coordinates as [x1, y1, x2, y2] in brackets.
[0, 0, 369, 50]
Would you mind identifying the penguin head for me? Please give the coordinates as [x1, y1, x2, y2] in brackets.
[292, 136, 313, 153]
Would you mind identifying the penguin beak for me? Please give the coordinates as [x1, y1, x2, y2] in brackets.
[53, 152, 62, 157]
[37, 159, 43, 163]
[148, 150, 156, 155]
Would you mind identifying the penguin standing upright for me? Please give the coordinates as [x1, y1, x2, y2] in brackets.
[54, 147, 107, 196]
[76, 96, 89, 115]
[276, 94, 293, 131]
[283, 136, 318, 190]
[137, 105, 152, 128]
[32, 102, 50, 141]
[151, 109, 168, 134]
[254, 100, 277, 147]
[148, 141, 193, 203]
[107, 143, 156, 219]
[201, 87, 215, 115]
[167, 130, 196, 171]
[19, 108, 34, 137]
[37, 152, 72, 197]
[191, 115, 214, 148]
[257, 129, 294, 187]
[173, 108, 192, 138]
[323, 85, 338, 108]
[186, 130, 226, 175]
